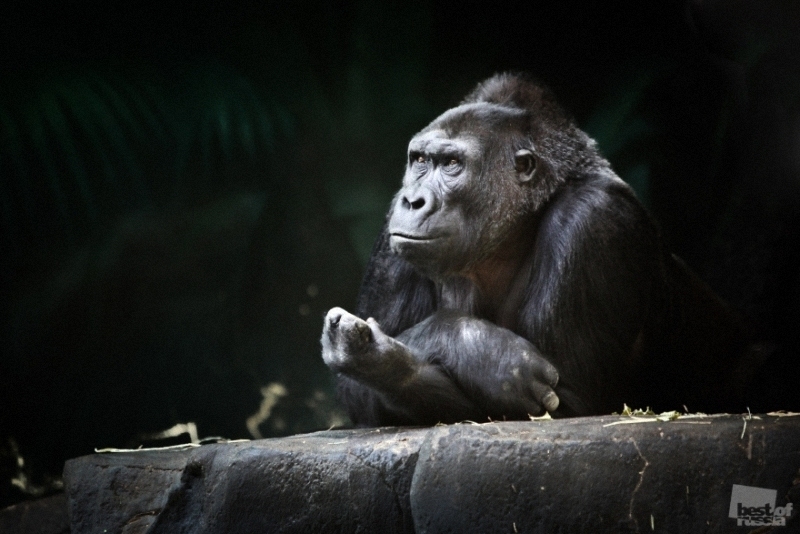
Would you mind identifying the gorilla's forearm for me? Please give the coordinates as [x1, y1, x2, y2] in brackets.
[397, 310, 561, 417]
[322, 308, 481, 425]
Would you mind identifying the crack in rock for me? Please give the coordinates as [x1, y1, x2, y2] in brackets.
[628, 438, 650, 533]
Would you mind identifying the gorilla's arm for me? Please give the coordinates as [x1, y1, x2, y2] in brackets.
[516, 177, 664, 415]
[514, 176, 751, 415]
[322, 308, 560, 426]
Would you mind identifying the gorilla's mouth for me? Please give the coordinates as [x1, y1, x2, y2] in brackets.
[389, 232, 441, 242]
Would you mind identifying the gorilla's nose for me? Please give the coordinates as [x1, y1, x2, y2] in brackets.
[402, 193, 427, 211]
[394, 183, 438, 228]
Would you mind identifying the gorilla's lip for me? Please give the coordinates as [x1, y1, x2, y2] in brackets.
[389, 232, 442, 242]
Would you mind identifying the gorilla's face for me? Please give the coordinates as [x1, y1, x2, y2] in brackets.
[387, 103, 539, 278]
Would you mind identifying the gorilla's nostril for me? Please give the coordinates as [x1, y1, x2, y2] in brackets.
[401, 196, 426, 211]
[329, 313, 341, 328]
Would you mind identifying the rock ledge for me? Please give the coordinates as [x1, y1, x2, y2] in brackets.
[63, 415, 800, 533]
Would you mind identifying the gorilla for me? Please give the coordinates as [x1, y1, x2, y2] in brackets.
[321, 72, 755, 426]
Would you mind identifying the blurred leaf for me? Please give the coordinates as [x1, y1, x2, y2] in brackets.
[583, 72, 660, 203]
[583, 73, 656, 159]
[0, 63, 293, 254]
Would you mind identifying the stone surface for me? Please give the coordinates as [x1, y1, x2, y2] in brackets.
[64, 415, 800, 533]
[65, 427, 427, 534]
[410, 416, 800, 533]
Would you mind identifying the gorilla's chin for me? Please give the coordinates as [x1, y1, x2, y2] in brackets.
[389, 234, 451, 275]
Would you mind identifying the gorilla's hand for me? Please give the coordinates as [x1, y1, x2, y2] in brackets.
[321, 307, 419, 391]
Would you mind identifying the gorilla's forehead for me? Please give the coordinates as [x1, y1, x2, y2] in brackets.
[424, 102, 528, 138]
[407, 130, 479, 156]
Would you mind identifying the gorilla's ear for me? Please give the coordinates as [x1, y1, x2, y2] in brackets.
[514, 149, 537, 182]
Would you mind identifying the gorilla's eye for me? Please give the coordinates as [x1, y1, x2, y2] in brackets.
[410, 154, 427, 171]
[443, 158, 461, 173]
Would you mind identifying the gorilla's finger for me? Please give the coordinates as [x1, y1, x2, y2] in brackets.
[530, 357, 559, 388]
[531, 382, 560, 412]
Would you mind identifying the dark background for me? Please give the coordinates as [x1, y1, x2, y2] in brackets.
[1, 0, 799, 508]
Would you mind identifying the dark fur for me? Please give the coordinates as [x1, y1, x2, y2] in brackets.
[321, 73, 751, 426]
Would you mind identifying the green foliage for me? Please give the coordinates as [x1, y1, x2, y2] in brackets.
[0, 62, 292, 253]
[0, 4, 444, 267]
